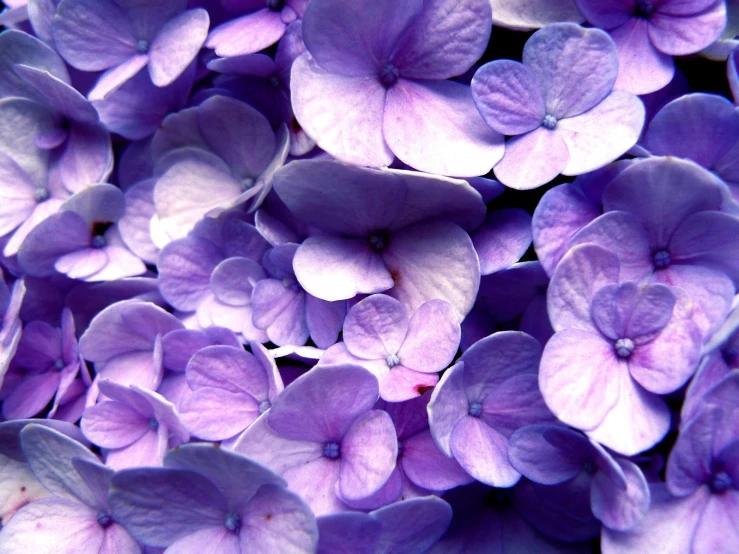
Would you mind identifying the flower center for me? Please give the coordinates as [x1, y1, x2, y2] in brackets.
[653, 250, 671, 269]
[380, 64, 400, 87]
[468, 402, 482, 417]
[97, 511, 113, 528]
[282, 277, 299, 290]
[542, 114, 558, 130]
[323, 441, 340, 459]
[266, 0, 284, 10]
[136, 39, 149, 53]
[368, 232, 388, 252]
[35, 188, 50, 202]
[54, 359, 65, 370]
[583, 461, 597, 475]
[615, 338, 635, 358]
[258, 399, 271, 414]
[634, 0, 654, 17]
[91, 221, 113, 248]
[386, 354, 400, 368]
[224, 512, 241, 532]
[147, 418, 159, 430]
[241, 177, 255, 191]
[710, 471, 732, 494]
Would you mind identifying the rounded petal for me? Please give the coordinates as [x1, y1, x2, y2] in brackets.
[267, 364, 379, 442]
[294, 236, 394, 302]
[148, 8, 209, 87]
[383, 221, 480, 320]
[471, 60, 546, 136]
[450, 416, 520, 487]
[390, 0, 492, 80]
[523, 23, 619, 119]
[397, 299, 460, 372]
[427, 361, 467, 456]
[492, 0, 584, 30]
[206, 9, 285, 58]
[291, 54, 393, 168]
[648, 2, 727, 56]
[557, 91, 645, 176]
[494, 127, 569, 190]
[343, 294, 409, 361]
[383, 79, 504, 177]
[180, 388, 259, 441]
[540, 329, 624, 431]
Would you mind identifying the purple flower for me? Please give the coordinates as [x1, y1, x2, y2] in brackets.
[509, 424, 650, 531]
[81, 379, 189, 469]
[1, 308, 84, 420]
[78, 299, 183, 397]
[471, 23, 645, 190]
[566, 157, 739, 337]
[428, 331, 555, 487]
[0, 276, 25, 391]
[152, 95, 289, 241]
[602, 381, 739, 553]
[233, 364, 397, 515]
[319, 295, 460, 401]
[205, 0, 307, 57]
[574, 0, 727, 94]
[0, 424, 140, 553]
[178, 344, 283, 443]
[53, 0, 209, 99]
[18, 184, 147, 282]
[273, 159, 485, 319]
[252, 243, 346, 348]
[291, 0, 503, 176]
[108, 443, 318, 552]
[156, 213, 271, 342]
[542, 244, 702, 455]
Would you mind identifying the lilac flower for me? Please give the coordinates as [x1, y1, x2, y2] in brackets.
[108, 443, 319, 552]
[78, 299, 183, 396]
[471, 23, 645, 190]
[428, 331, 555, 487]
[53, 0, 209, 100]
[565, 157, 739, 338]
[156, 213, 270, 341]
[642, 93, 739, 202]
[18, 184, 147, 282]
[233, 364, 397, 515]
[252, 244, 346, 348]
[509, 424, 650, 531]
[151, 95, 289, 241]
[602, 382, 739, 553]
[574, 0, 727, 94]
[319, 295, 460, 401]
[0, 424, 140, 553]
[542, 244, 702, 455]
[490, 0, 583, 29]
[292, 0, 503, 176]
[317, 496, 452, 554]
[0, 31, 113, 194]
[178, 344, 283, 443]
[205, 0, 307, 57]
[273, 159, 485, 319]
[1, 308, 84, 420]
[81, 379, 189, 469]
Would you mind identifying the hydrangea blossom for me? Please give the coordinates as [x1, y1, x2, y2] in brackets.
[471, 23, 645, 189]
[292, 0, 503, 176]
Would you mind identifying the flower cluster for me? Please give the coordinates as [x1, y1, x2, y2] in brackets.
[0, 0, 738, 552]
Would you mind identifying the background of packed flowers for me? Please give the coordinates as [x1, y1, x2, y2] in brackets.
[0, 0, 738, 552]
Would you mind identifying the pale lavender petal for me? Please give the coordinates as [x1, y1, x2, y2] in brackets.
[383, 221, 480, 320]
[305, 295, 345, 349]
[450, 416, 520, 487]
[690, 491, 739, 554]
[611, 18, 674, 95]
[291, 54, 393, 168]
[157, 236, 223, 311]
[491, 0, 583, 30]
[148, 8, 209, 87]
[383, 78, 504, 177]
[343, 294, 409, 360]
[81, 400, 148, 449]
[397, 299, 460, 373]
[591, 458, 650, 531]
[206, 9, 285, 57]
[493, 128, 569, 190]
[508, 424, 590, 485]
[211, 257, 265, 307]
[401, 429, 473, 491]
[339, 409, 397, 502]
[427, 361, 467, 456]
[378, 365, 438, 402]
[648, 3, 727, 56]
[87, 55, 149, 102]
